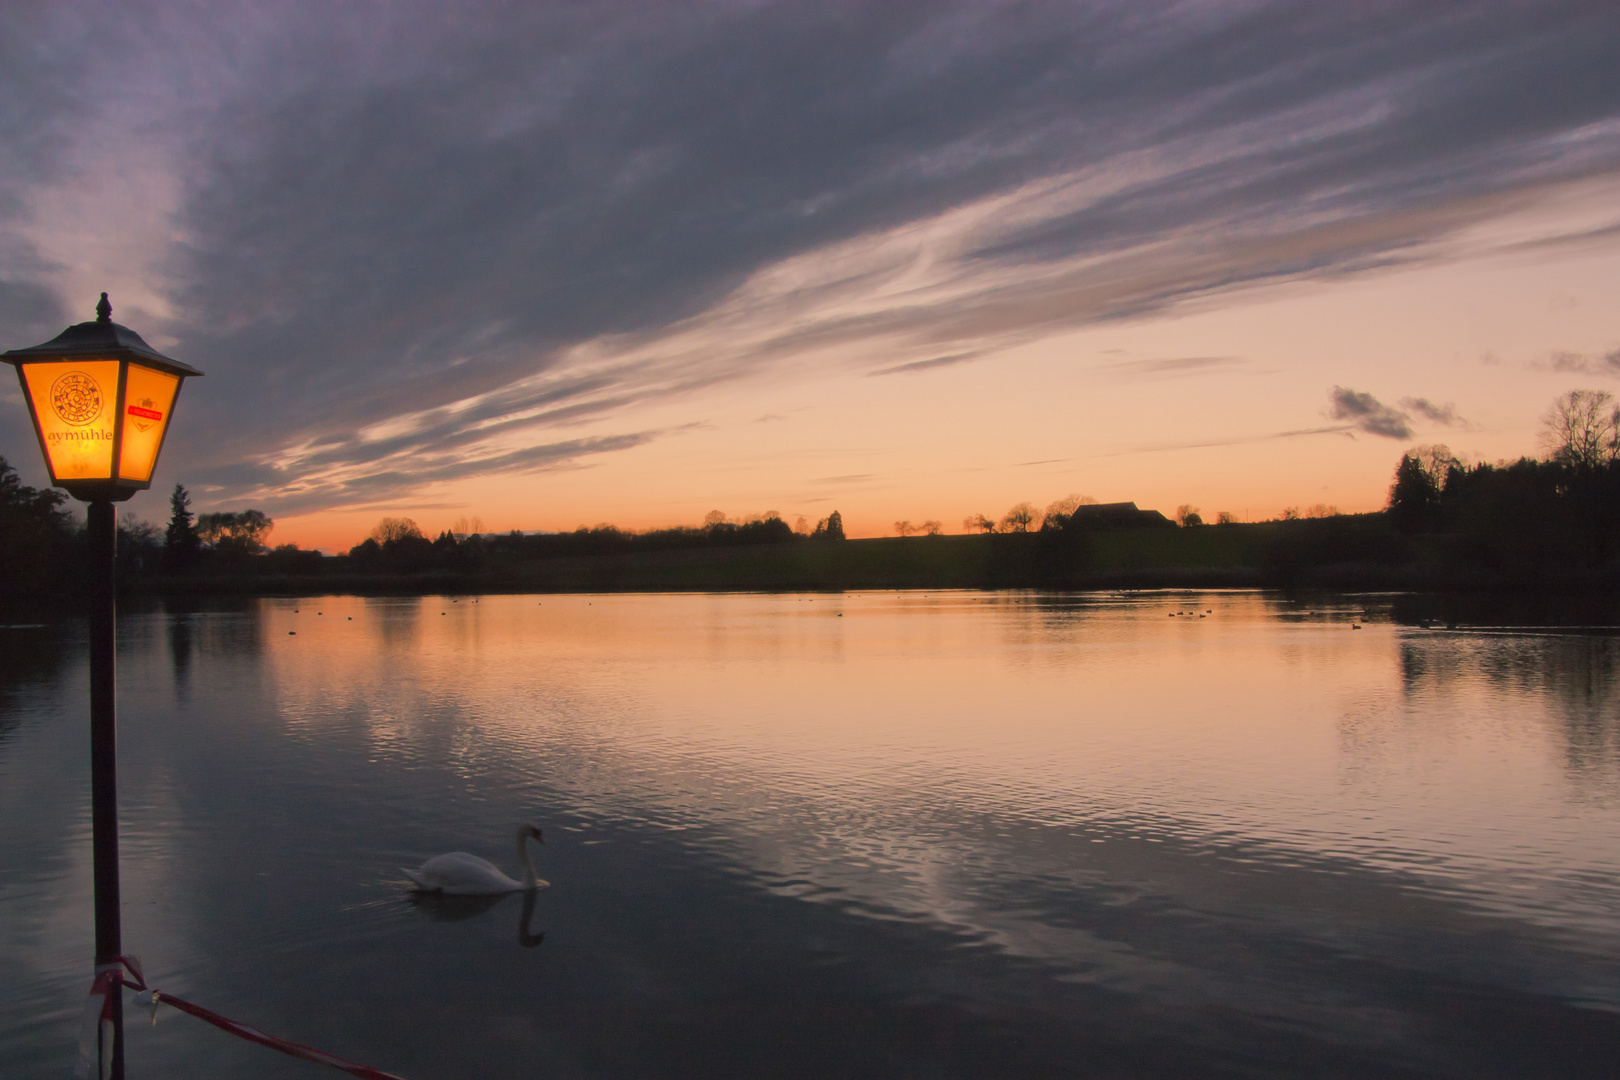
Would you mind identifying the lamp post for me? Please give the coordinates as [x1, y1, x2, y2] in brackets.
[3, 295, 201, 1079]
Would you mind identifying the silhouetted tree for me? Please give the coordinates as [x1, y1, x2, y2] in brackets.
[1175, 504, 1202, 527]
[921, 520, 944, 536]
[1541, 389, 1620, 469]
[370, 517, 425, 544]
[1386, 453, 1442, 533]
[1409, 444, 1461, 488]
[894, 520, 915, 537]
[197, 509, 274, 555]
[811, 510, 846, 540]
[165, 484, 199, 569]
[963, 513, 996, 534]
[117, 513, 163, 573]
[0, 456, 76, 595]
[1040, 494, 1090, 531]
[1000, 502, 1039, 533]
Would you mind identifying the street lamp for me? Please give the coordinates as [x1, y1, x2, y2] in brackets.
[3, 294, 201, 1080]
[5, 292, 201, 500]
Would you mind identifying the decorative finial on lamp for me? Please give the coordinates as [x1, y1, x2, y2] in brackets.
[96, 292, 112, 323]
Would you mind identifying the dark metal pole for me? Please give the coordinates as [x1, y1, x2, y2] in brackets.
[87, 499, 124, 1080]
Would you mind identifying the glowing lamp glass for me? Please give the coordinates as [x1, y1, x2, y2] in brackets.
[4, 296, 201, 502]
[118, 363, 181, 483]
[22, 360, 122, 480]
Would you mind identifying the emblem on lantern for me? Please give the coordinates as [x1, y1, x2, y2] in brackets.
[51, 371, 104, 426]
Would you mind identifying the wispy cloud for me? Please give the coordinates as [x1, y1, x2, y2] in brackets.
[1327, 387, 1414, 439]
[1099, 356, 1246, 379]
[1, 2, 1618, 509]
[1111, 425, 1354, 456]
[869, 352, 983, 377]
[1400, 396, 1471, 429]
[1536, 348, 1620, 375]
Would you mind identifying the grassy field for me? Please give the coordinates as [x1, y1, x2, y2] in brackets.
[142, 523, 1359, 595]
[94, 511, 1620, 602]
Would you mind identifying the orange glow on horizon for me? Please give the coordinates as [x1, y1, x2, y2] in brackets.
[112, 184, 1620, 553]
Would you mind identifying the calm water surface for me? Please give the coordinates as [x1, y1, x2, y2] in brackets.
[2, 591, 1619, 1078]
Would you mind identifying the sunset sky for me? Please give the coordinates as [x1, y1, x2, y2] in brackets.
[3, 2, 1619, 550]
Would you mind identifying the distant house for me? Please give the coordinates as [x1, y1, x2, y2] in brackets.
[1068, 501, 1175, 529]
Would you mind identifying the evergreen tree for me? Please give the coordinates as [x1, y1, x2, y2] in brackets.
[824, 510, 846, 540]
[165, 483, 199, 568]
[1386, 454, 1441, 534]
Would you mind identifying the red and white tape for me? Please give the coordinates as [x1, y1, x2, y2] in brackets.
[77, 955, 409, 1080]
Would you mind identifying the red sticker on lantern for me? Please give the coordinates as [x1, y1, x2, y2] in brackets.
[128, 405, 163, 420]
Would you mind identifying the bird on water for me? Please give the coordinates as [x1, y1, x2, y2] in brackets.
[404, 824, 547, 894]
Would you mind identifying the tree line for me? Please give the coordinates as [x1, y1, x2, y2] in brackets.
[7, 388, 1620, 596]
[1382, 389, 1620, 574]
[344, 509, 847, 573]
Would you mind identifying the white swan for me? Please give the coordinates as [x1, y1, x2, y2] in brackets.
[404, 824, 547, 894]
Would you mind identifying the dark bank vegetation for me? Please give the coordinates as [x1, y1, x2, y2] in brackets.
[6, 391, 1620, 600]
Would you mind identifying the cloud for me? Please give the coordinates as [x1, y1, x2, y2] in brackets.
[1400, 396, 1470, 428]
[1100, 356, 1246, 379]
[194, 426, 664, 517]
[1539, 348, 1620, 375]
[869, 352, 982, 376]
[2, 2, 1619, 508]
[1327, 387, 1413, 439]
[1114, 425, 1354, 456]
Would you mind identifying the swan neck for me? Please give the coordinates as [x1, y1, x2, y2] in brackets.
[517, 832, 537, 889]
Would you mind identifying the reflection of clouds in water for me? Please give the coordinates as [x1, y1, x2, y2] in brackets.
[239, 593, 1620, 1015]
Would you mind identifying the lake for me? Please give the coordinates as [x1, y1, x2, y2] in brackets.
[2, 590, 1619, 1077]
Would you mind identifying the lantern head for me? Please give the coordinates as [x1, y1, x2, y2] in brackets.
[3, 294, 202, 502]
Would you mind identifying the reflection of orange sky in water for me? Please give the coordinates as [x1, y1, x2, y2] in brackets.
[258, 591, 1620, 935]
[248, 187, 1620, 552]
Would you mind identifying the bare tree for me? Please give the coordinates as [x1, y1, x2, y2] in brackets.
[370, 517, 424, 544]
[1000, 502, 1039, 533]
[703, 509, 728, 527]
[894, 520, 916, 537]
[963, 513, 996, 534]
[197, 510, 272, 553]
[1306, 504, 1340, 518]
[793, 515, 810, 535]
[1216, 510, 1238, 525]
[1175, 504, 1202, 527]
[1040, 493, 1080, 522]
[1408, 444, 1461, 488]
[1541, 390, 1620, 469]
[921, 520, 944, 536]
[1280, 507, 1301, 521]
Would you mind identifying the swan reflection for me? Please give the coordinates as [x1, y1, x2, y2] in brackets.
[409, 889, 546, 947]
